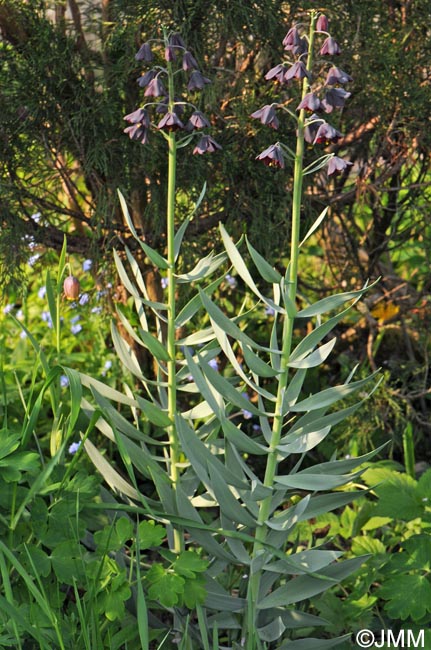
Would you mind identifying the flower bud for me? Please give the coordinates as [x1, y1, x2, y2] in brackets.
[63, 275, 80, 300]
[316, 15, 329, 32]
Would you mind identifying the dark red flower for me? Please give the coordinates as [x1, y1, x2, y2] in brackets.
[137, 69, 157, 89]
[282, 27, 306, 54]
[169, 33, 186, 49]
[124, 123, 150, 144]
[321, 88, 351, 113]
[314, 122, 342, 144]
[187, 110, 210, 129]
[193, 135, 222, 154]
[144, 77, 166, 97]
[165, 45, 176, 61]
[250, 105, 279, 129]
[265, 64, 286, 83]
[187, 70, 211, 91]
[256, 143, 284, 168]
[304, 114, 324, 143]
[124, 107, 150, 127]
[296, 92, 321, 112]
[325, 67, 352, 85]
[327, 156, 353, 175]
[157, 112, 184, 131]
[284, 61, 311, 83]
[320, 36, 341, 56]
[182, 51, 199, 71]
[135, 42, 153, 62]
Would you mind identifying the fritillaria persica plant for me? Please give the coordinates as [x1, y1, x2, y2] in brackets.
[76, 13, 379, 649]
[123, 29, 221, 555]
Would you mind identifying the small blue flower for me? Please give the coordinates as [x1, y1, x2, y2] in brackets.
[225, 274, 237, 289]
[68, 441, 81, 455]
[161, 277, 169, 289]
[16, 309, 23, 319]
[91, 306, 102, 314]
[71, 323, 82, 334]
[38, 286, 47, 299]
[79, 293, 90, 306]
[31, 212, 42, 223]
[208, 358, 219, 371]
[102, 360, 112, 376]
[3, 304, 14, 315]
[242, 409, 253, 420]
[70, 314, 81, 324]
[265, 306, 275, 316]
[20, 330, 27, 340]
[41, 311, 53, 328]
[27, 254, 40, 267]
[82, 259, 93, 272]
[60, 375, 69, 388]
[252, 424, 261, 432]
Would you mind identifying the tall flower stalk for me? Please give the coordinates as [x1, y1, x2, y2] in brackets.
[123, 29, 220, 554]
[247, 10, 351, 643]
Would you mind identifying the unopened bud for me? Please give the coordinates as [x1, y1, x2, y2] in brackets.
[63, 275, 80, 300]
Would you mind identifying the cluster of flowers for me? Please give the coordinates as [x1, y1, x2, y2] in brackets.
[124, 32, 221, 155]
[253, 14, 352, 175]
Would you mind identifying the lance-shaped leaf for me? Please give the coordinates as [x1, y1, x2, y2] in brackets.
[289, 300, 363, 363]
[298, 206, 329, 248]
[220, 513, 251, 563]
[297, 279, 378, 318]
[282, 369, 307, 412]
[199, 288, 273, 352]
[246, 238, 282, 283]
[138, 327, 171, 362]
[274, 471, 362, 491]
[111, 321, 146, 379]
[299, 443, 387, 476]
[176, 251, 226, 283]
[287, 337, 336, 369]
[258, 556, 369, 609]
[201, 357, 262, 416]
[202, 302, 277, 401]
[118, 189, 169, 269]
[175, 485, 235, 562]
[220, 223, 283, 313]
[176, 276, 223, 327]
[174, 182, 206, 261]
[277, 425, 331, 455]
[175, 414, 248, 489]
[264, 549, 343, 576]
[114, 249, 139, 299]
[184, 347, 223, 418]
[84, 438, 140, 501]
[243, 344, 279, 377]
[289, 371, 378, 412]
[208, 463, 256, 527]
[278, 635, 351, 650]
[221, 418, 267, 456]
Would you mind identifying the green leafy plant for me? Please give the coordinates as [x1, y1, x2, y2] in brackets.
[66, 12, 383, 649]
[307, 463, 431, 647]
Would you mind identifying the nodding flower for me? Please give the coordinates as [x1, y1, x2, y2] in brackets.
[250, 105, 279, 129]
[63, 275, 80, 300]
[256, 143, 284, 168]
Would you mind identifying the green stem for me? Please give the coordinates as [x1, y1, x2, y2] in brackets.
[246, 12, 317, 647]
[166, 52, 183, 554]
